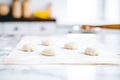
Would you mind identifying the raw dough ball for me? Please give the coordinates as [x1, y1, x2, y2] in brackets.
[64, 42, 78, 50]
[42, 48, 57, 56]
[41, 40, 53, 46]
[84, 48, 99, 56]
[22, 44, 35, 52]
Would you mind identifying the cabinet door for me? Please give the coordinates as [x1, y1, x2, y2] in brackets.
[4, 22, 29, 36]
[40, 22, 56, 35]
[30, 22, 56, 36]
[4, 22, 17, 35]
[15, 23, 29, 36]
[29, 22, 42, 35]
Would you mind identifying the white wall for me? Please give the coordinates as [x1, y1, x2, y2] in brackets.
[104, 0, 120, 22]
[67, 0, 98, 23]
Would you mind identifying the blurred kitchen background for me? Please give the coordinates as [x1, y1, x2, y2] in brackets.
[0, 0, 120, 80]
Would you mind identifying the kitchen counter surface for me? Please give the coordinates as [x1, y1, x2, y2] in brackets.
[0, 32, 120, 80]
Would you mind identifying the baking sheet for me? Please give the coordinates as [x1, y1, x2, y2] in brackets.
[4, 34, 120, 65]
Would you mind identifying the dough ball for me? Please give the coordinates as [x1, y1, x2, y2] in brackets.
[22, 44, 35, 52]
[64, 42, 78, 50]
[41, 40, 53, 46]
[42, 48, 57, 56]
[84, 48, 99, 56]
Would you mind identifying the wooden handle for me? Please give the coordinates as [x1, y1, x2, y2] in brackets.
[101, 24, 120, 29]
[82, 25, 120, 30]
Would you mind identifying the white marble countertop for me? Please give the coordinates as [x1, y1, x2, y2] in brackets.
[0, 32, 120, 80]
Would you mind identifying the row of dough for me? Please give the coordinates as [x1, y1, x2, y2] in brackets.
[41, 40, 79, 50]
[22, 40, 99, 56]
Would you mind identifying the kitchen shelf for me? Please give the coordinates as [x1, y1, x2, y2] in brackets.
[0, 16, 56, 22]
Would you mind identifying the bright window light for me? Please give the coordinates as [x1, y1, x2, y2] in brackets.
[104, 0, 120, 22]
[67, 0, 99, 23]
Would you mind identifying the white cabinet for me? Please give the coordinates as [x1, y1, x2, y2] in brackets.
[3, 22, 56, 36]
[4, 22, 17, 35]
[4, 22, 29, 36]
[29, 22, 42, 35]
[30, 22, 56, 36]
[15, 23, 29, 36]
